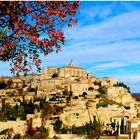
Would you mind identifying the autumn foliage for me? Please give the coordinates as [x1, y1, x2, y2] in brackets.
[0, 1, 80, 75]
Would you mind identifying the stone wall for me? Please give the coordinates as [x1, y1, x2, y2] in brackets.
[0, 120, 27, 137]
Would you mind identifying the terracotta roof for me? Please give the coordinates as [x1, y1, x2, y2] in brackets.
[62, 66, 85, 70]
[42, 77, 63, 80]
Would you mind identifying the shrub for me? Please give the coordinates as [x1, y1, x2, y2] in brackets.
[97, 87, 106, 95]
[54, 119, 62, 133]
[111, 122, 116, 129]
[0, 129, 8, 135]
[27, 134, 35, 139]
[0, 80, 7, 89]
[9, 115, 17, 120]
[13, 134, 21, 139]
[95, 95, 100, 98]
[4, 100, 36, 121]
[118, 103, 124, 107]
[49, 97, 57, 101]
[28, 87, 35, 92]
[60, 128, 68, 134]
[103, 130, 112, 136]
[96, 101, 108, 108]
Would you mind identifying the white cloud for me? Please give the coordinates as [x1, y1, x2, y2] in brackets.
[54, 10, 140, 67]
[88, 62, 129, 71]
[42, 40, 140, 67]
[117, 75, 140, 83]
[80, 4, 112, 20]
[65, 10, 140, 43]
[80, 2, 140, 25]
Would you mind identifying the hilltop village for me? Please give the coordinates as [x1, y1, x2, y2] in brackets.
[0, 61, 140, 139]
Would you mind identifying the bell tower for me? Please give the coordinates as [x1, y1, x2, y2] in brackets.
[69, 60, 76, 67]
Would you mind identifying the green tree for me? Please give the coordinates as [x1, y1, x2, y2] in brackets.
[69, 84, 73, 106]
[17, 105, 24, 118]
[96, 101, 108, 108]
[0, 79, 7, 89]
[54, 119, 63, 133]
[120, 118, 125, 134]
[115, 82, 131, 93]
[2, 98, 6, 111]
[98, 86, 106, 95]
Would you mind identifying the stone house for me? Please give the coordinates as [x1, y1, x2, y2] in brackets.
[40, 77, 64, 91]
[126, 118, 140, 139]
[60, 105, 90, 127]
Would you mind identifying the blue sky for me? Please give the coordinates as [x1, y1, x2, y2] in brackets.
[0, 1, 140, 93]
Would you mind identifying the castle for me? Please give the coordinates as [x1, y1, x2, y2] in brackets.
[40, 61, 118, 96]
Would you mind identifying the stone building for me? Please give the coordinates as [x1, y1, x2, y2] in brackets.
[40, 61, 88, 94]
[58, 60, 87, 78]
[126, 118, 140, 139]
[60, 104, 90, 127]
[41, 60, 87, 80]
[41, 77, 64, 90]
[43, 66, 58, 79]
[94, 77, 117, 87]
[40, 61, 121, 97]
[105, 86, 135, 105]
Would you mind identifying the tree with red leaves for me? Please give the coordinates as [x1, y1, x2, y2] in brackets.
[0, 1, 80, 76]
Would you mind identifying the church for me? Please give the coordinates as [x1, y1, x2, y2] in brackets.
[39, 61, 117, 97]
[42, 60, 87, 79]
[40, 61, 94, 94]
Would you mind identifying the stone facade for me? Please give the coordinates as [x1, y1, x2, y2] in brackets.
[126, 118, 140, 139]
[40, 61, 90, 96]
[105, 86, 135, 105]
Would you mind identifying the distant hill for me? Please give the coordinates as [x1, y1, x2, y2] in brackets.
[132, 93, 140, 95]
